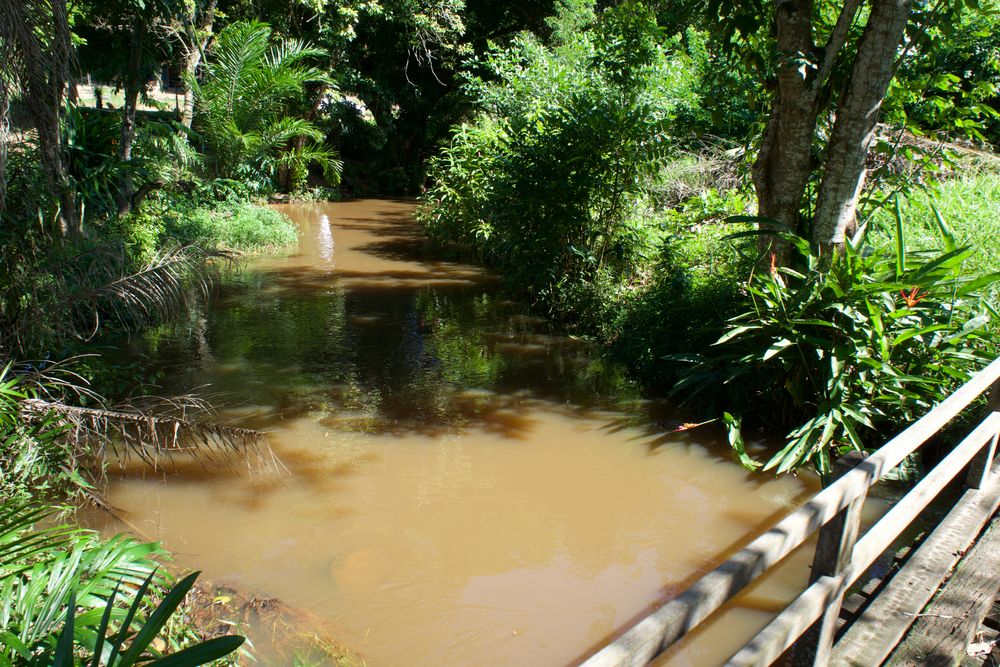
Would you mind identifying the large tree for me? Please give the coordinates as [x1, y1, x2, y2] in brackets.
[701, 0, 985, 258]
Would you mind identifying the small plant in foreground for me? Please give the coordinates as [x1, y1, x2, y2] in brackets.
[52, 571, 244, 667]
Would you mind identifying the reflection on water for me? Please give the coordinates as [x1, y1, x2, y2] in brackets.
[317, 214, 334, 263]
[94, 200, 815, 666]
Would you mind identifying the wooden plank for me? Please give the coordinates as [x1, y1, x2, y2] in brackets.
[792, 452, 868, 666]
[726, 447, 1000, 667]
[968, 429, 999, 490]
[888, 517, 1000, 667]
[841, 543, 915, 623]
[580, 360, 1000, 667]
[811, 452, 871, 577]
[972, 378, 1000, 488]
[833, 451, 1000, 666]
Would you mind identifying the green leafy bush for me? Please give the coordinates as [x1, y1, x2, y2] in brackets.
[191, 21, 342, 193]
[52, 570, 244, 667]
[673, 233, 998, 478]
[418, 0, 700, 302]
[605, 207, 754, 388]
[0, 501, 243, 667]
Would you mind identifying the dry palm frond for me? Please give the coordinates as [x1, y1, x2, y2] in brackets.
[19, 397, 271, 471]
[4, 243, 238, 355]
[10, 356, 103, 405]
[63, 244, 234, 340]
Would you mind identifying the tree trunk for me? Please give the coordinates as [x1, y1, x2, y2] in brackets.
[0, 62, 9, 213]
[1, 0, 80, 235]
[118, 18, 145, 215]
[751, 0, 819, 264]
[180, 0, 217, 129]
[811, 0, 913, 252]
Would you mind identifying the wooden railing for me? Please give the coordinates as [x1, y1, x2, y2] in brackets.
[581, 356, 1000, 667]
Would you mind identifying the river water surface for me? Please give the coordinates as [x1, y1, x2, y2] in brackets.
[93, 200, 818, 666]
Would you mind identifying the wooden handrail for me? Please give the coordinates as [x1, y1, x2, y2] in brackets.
[580, 356, 1000, 667]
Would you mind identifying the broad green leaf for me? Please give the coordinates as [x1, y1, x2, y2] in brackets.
[146, 635, 245, 667]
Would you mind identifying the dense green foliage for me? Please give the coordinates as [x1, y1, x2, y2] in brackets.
[2, 0, 1000, 655]
[419, 1, 698, 301]
[191, 21, 341, 193]
[123, 196, 298, 259]
[414, 0, 1000, 476]
[673, 233, 998, 477]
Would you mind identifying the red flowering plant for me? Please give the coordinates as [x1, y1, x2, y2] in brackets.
[671, 230, 999, 480]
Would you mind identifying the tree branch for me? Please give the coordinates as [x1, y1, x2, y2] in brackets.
[813, 0, 864, 92]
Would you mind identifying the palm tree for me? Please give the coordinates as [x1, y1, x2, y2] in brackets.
[190, 21, 342, 192]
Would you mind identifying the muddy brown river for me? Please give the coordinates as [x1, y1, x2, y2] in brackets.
[93, 200, 820, 666]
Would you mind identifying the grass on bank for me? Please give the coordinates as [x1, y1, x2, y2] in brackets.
[552, 158, 1000, 393]
[869, 169, 1000, 296]
[114, 196, 298, 262]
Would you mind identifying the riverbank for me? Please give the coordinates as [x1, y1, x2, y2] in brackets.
[82, 199, 824, 665]
[0, 183, 303, 663]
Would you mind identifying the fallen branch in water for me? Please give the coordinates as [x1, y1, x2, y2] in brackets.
[20, 397, 270, 470]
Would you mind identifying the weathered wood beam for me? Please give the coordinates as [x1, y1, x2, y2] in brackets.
[579, 358, 1000, 667]
[792, 451, 868, 666]
[726, 418, 1000, 667]
[888, 517, 1000, 667]
[833, 433, 1000, 664]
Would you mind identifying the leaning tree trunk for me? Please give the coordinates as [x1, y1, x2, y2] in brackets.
[811, 0, 913, 253]
[0, 59, 9, 213]
[180, 0, 217, 128]
[751, 0, 820, 263]
[118, 18, 145, 215]
[0, 0, 80, 235]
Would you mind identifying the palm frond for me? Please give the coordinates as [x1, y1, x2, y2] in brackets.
[277, 143, 344, 186]
[2, 245, 235, 356]
[191, 20, 342, 189]
[19, 398, 269, 470]
[0, 500, 165, 662]
[258, 116, 323, 149]
[65, 245, 230, 343]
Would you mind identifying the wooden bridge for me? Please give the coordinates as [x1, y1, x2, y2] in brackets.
[581, 357, 1000, 667]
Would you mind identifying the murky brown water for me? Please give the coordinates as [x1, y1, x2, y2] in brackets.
[93, 200, 818, 666]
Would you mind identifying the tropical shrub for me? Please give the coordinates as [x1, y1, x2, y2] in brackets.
[418, 0, 700, 302]
[672, 232, 999, 479]
[51, 570, 244, 666]
[604, 205, 755, 388]
[191, 21, 342, 193]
